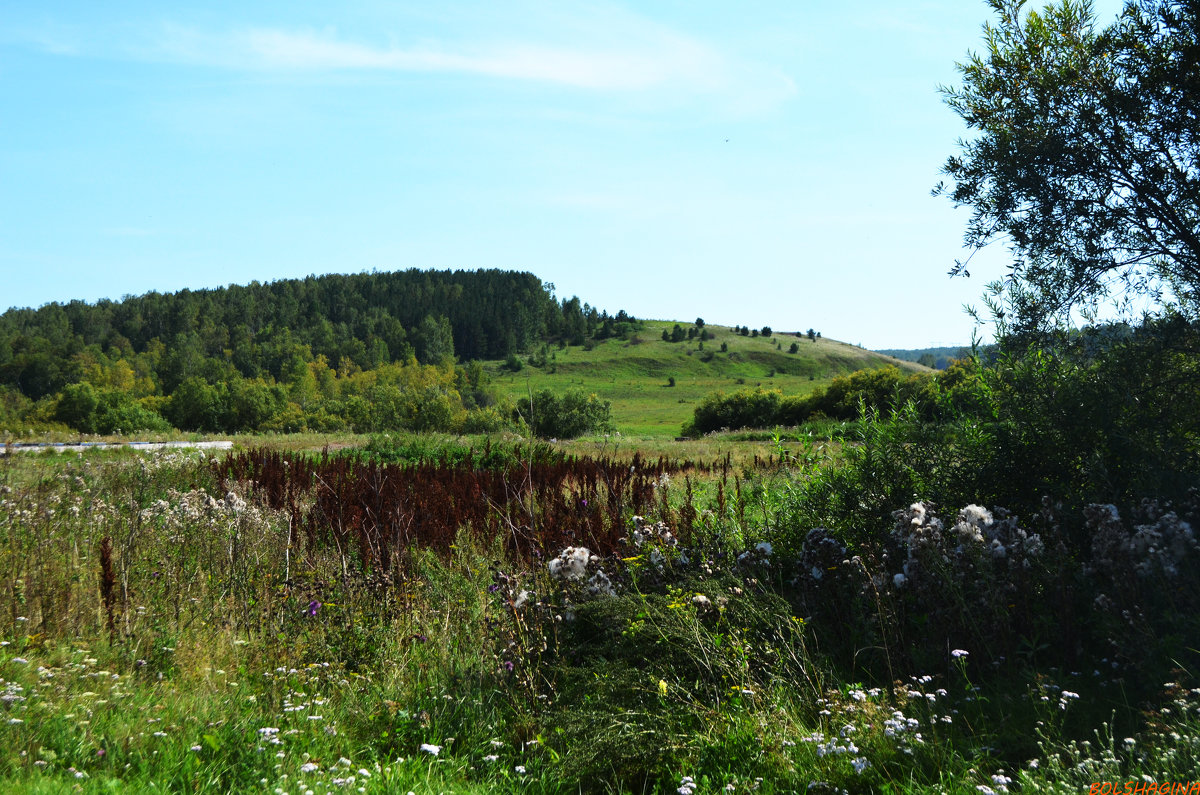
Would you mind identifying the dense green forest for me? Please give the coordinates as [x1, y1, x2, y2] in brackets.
[0, 269, 638, 435]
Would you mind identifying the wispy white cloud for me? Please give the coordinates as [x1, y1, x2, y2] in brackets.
[143, 18, 794, 110]
[6, 4, 795, 113]
[241, 28, 696, 90]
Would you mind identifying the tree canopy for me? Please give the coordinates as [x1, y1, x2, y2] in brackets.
[0, 269, 641, 435]
[937, 0, 1200, 329]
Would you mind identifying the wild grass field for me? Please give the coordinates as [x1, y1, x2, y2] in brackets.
[1, 417, 1197, 793]
[488, 323, 921, 438]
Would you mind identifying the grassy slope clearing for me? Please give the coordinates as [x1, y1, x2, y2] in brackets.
[488, 322, 926, 437]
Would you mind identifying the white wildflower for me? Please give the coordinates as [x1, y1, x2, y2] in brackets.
[959, 504, 994, 528]
[954, 520, 985, 547]
[549, 546, 592, 580]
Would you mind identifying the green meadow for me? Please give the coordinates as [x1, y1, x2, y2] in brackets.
[489, 322, 921, 438]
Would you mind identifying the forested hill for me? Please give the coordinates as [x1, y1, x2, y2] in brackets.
[0, 269, 637, 400]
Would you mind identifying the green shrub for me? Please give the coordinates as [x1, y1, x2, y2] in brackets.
[804, 365, 929, 421]
[222, 378, 286, 432]
[54, 383, 172, 434]
[53, 382, 100, 430]
[781, 318, 1200, 536]
[93, 394, 172, 434]
[516, 388, 613, 439]
[463, 405, 508, 434]
[166, 377, 224, 431]
[685, 366, 958, 435]
[683, 388, 782, 436]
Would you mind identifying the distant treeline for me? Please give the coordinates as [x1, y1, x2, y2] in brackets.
[0, 269, 635, 436]
[874, 346, 971, 370]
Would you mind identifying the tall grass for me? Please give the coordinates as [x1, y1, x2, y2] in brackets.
[1, 444, 1197, 793]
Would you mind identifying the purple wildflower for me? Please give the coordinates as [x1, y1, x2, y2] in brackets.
[306, 600, 321, 617]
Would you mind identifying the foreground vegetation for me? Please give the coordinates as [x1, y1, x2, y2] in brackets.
[2, 325, 1197, 792]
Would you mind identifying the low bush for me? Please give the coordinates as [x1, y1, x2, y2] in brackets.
[515, 388, 613, 439]
[55, 382, 173, 434]
[684, 366, 949, 436]
[683, 388, 782, 436]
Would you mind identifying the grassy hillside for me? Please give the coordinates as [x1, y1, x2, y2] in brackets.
[489, 321, 926, 437]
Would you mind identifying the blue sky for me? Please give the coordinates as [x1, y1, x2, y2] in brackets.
[1, 0, 1125, 349]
